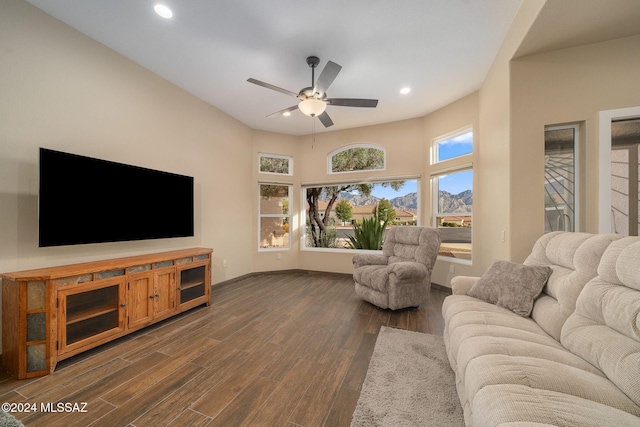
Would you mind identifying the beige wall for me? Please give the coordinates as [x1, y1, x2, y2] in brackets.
[509, 34, 640, 261]
[476, 0, 545, 269]
[0, 0, 255, 284]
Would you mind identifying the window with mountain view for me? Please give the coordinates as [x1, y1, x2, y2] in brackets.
[432, 169, 472, 261]
[303, 179, 418, 250]
[431, 127, 473, 261]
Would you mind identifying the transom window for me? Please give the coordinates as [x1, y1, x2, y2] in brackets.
[259, 153, 292, 175]
[432, 127, 473, 163]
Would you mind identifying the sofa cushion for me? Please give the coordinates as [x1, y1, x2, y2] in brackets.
[467, 261, 551, 317]
[561, 237, 640, 408]
[443, 295, 561, 372]
[455, 336, 605, 383]
[473, 384, 640, 427]
[465, 355, 640, 417]
[525, 232, 623, 340]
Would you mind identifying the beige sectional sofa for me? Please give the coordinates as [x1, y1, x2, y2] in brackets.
[442, 232, 640, 426]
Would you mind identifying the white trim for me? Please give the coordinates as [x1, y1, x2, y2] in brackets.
[327, 143, 386, 174]
[436, 256, 472, 266]
[429, 162, 473, 177]
[598, 106, 640, 233]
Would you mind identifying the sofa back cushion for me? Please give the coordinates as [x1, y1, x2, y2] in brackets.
[383, 227, 440, 268]
[561, 237, 640, 407]
[524, 232, 623, 341]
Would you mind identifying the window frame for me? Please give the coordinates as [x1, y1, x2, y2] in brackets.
[431, 126, 473, 164]
[544, 123, 580, 234]
[301, 176, 420, 253]
[430, 126, 474, 264]
[258, 153, 293, 176]
[258, 182, 292, 251]
[327, 143, 386, 174]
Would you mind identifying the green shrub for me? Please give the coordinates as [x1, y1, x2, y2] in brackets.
[346, 215, 388, 250]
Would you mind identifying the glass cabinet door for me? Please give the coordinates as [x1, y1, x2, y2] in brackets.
[58, 277, 126, 355]
[177, 260, 209, 310]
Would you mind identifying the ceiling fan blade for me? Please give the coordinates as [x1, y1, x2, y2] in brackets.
[326, 98, 378, 108]
[317, 111, 334, 128]
[313, 61, 342, 96]
[266, 105, 299, 118]
[247, 78, 298, 97]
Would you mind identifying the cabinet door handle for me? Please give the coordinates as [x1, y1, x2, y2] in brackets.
[149, 295, 154, 299]
[120, 303, 126, 307]
[155, 294, 159, 298]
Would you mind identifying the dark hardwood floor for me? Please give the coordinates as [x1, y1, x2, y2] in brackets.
[0, 271, 448, 427]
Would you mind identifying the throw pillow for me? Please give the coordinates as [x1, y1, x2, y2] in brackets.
[467, 260, 552, 317]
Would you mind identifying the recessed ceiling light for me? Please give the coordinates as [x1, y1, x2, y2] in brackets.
[400, 87, 411, 95]
[154, 4, 173, 19]
[282, 111, 291, 117]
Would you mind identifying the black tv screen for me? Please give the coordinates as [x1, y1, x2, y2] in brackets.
[39, 148, 194, 247]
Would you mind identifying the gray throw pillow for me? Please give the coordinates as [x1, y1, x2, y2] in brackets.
[467, 260, 552, 317]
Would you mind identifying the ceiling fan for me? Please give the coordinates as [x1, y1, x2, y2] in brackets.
[247, 56, 378, 128]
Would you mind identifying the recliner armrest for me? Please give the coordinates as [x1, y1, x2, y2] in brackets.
[387, 261, 428, 279]
[450, 275, 480, 295]
[353, 253, 388, 269]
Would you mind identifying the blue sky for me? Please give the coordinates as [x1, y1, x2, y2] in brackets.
[437, 170, 473, 195]
[370, 180, 418, 200]
[437, 131, 473, 162]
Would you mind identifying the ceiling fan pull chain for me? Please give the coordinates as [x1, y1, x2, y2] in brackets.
[312, 117, 321, 149]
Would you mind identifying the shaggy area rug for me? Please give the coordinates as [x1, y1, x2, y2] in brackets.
[0, 411, 23, 427]
[351, 326, 465, 427]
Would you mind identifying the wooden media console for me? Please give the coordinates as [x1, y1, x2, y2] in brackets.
[1, 247, 212, 379]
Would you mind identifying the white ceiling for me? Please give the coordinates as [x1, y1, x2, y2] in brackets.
[22, 0, 640, 136]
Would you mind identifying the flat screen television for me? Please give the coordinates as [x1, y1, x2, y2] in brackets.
[39, 148, 194, 247]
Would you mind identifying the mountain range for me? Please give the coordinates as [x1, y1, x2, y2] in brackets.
[334, 190, 472, 213]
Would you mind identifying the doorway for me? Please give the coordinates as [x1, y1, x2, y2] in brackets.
[599, 107, 640, 234]
[610, 118, 640, 236]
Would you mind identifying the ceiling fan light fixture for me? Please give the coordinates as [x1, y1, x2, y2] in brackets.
[298, 98, 326, 117]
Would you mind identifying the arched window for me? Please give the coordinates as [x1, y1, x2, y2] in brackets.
[328, 144, 385, 173]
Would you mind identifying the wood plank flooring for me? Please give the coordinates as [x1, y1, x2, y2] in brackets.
[0, 271, 449, 427]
